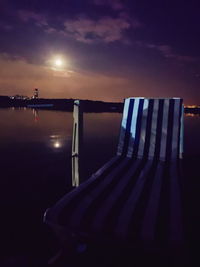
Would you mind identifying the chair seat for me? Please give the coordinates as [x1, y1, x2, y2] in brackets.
[44, 156, 183, 249]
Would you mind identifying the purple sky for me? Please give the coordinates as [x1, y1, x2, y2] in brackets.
[0, 0, 200, 104]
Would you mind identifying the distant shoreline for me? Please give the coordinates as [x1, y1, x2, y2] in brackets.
[0, 96, 124, 113]
[184, 107, 200, 114]
[0, 96, 200, 113]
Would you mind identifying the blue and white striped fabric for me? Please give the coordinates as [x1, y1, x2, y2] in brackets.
[117, 98, 183, 161]
[44, 97, 184, 251]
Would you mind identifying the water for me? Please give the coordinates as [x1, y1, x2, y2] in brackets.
[0, 108, 199, 265]
[0, 108, 122, 265]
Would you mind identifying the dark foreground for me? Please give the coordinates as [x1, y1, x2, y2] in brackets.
[0, 156, 199, 267]
[0, 109, 199, 267]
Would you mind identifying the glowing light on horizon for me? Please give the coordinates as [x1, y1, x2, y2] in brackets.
[185, 105, 200, 108]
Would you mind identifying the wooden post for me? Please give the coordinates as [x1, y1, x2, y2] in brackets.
[72, 100, 83, 187]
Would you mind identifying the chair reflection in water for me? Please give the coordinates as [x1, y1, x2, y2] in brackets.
[44, 97, 184, 265]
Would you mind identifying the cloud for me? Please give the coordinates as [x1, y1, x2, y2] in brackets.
[93, 0, 125, 10]
[52, 69, 74, 78]
[0, 24, 13, 31]
[63, 15, 135, 43]
[139, 42, 197, 63]
[156, 45, 197, 62]
[44, 13, 141, 44]
[17, 7, 141, 44]
[0, 53, 26, 62]
[18, 10, 48, 27]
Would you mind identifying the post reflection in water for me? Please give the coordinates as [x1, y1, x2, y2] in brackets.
[32, 108, 39, 122]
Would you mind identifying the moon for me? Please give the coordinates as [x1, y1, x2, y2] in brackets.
[54, 58, 63, 67]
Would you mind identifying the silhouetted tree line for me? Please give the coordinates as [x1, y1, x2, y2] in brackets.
[0, 96, 123, 112]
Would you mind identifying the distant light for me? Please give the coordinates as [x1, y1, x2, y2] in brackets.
[185, 105, 200, 108]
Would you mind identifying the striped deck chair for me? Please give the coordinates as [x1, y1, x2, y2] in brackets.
[44, 98, 184, 256]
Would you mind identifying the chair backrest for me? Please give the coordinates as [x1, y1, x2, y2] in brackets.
[117, 98, 184, 161]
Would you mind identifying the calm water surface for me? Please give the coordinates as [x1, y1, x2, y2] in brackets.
[0, 108, 199, 265]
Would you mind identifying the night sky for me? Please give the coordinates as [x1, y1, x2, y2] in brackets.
[0, 0, 200, 104]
